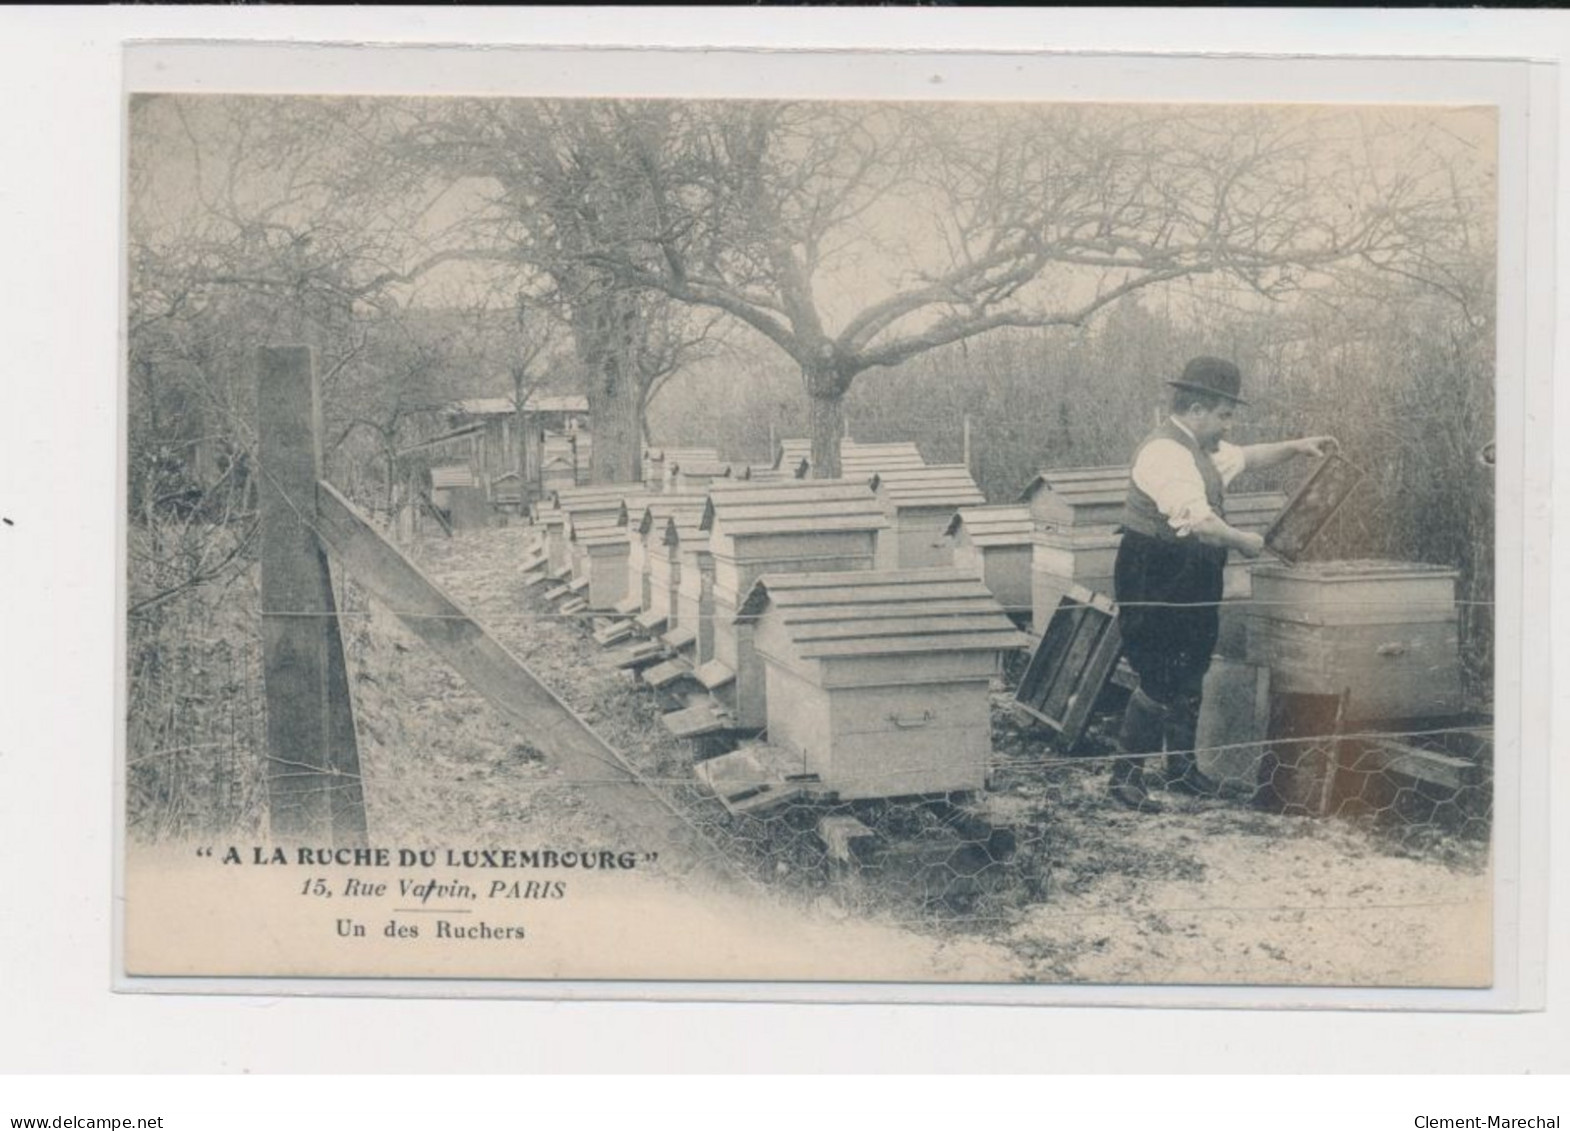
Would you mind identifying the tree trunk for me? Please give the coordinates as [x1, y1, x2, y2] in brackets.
[808, 393, 845, 478]
[803, 357, 851, 479]
[570, 285, 644, 486]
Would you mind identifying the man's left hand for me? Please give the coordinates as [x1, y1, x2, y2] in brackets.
[1296, 436, 1339, 458]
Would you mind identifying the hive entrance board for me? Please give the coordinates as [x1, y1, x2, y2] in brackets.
[1264, 453, 1365, 564]
[1013, 586, 1122, 749]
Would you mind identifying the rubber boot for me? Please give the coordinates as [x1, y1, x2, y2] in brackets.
[1163, 694, 1218, 798]
[1109, 689, 1165, 813]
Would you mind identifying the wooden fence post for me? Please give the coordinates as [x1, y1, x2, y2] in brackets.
[256, 346, 368, 845]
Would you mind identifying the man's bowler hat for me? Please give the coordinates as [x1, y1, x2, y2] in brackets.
[1166, 356, 1247, 405]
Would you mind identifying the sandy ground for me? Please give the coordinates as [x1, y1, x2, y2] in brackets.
[327, 522, 1491, 988]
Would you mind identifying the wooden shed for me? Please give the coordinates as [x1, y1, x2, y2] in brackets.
[870, 464, 986, 570]
[738, 570, 1029, 799]
[945, 504, 1034, 617]
[1245, 561, 1463, 722]
[700, 479, 889, 728]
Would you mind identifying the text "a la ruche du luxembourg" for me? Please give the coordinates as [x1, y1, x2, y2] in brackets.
[245, 846, 646, 869]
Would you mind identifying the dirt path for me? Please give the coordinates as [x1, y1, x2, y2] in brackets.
[339, 524, 1490, 987]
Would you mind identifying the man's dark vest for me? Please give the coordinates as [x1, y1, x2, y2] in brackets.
[1121, 419, 1226, 541]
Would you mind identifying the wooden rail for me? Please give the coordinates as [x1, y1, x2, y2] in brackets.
[255, 346, 728, 875]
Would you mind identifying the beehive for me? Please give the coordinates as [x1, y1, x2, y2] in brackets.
[668, 459, 733, 495]
[541, 455, 576, 496]
[739, 570, 1029, 799]
[1030, 526, 1122, 635]
[1245, 561, 1463, 721]
[1026, 475, 1287, 643]
[840, 440, 927, 480]
[1216, 489, 1288, 658]
[701, 479, 888, 728]
[629, 496, 708, 617]
[870, 464, 987, 570]
[773, 438, 926, 479]
[774, 437, 812, 473]
[945, 504, 1034, 617]
[659, 448, 721, 493]
[558, 484, 649, 586]
[1019, 465, 1129, 530]
[654, 503, 709, 638]
[672, 514, 719, 664]
[573, 523, 635, 611]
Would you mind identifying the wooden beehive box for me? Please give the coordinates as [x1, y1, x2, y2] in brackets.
[1029, 526, 1122, 635]
[772, 438, 925, 480]
[740, 570, 1029, 799]
[945, 504, 1034, 617]
[702, 479, 888, 728]
[1245, 561, 1463, 721]
[630, 496, 708, 617]
[659, 448, 721, 493]
[870, 464, 987, 570]
[1013, 587, 1123, 748]
[653, 507, 704, 637]
[774, 437, 812, 474]
[669, 458, 733, 495]
[1019, 465, 1129, 530]
[840, 440, 927, 480]
[673, 519, 718, 664]
[572, 522, 636, 612]
[1216, 489, 1289, 659]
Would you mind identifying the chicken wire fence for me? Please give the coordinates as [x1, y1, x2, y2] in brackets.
[125, 515, 1494, 930]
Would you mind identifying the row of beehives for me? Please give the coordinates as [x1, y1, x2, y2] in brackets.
[522, 441, 1034, 809]
[1016, 464, 1467, 730]
[520, 444, 1466, 808]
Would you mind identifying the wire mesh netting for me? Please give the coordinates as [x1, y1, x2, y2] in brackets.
[125, 516, 1493, 951]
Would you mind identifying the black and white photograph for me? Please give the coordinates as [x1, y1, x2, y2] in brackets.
[121, 71, 1506, 989]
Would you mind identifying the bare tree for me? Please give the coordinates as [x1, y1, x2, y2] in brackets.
[393, 100, 722, 483]
[551, 102, 1414, 475]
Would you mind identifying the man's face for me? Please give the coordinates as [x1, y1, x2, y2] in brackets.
[1187, 402, 1237, 452]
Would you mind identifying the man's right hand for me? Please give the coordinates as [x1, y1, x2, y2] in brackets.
[1235, 531, 1266, 559]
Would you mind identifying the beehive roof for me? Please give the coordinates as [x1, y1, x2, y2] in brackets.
[634, 496, 710, 536]
[774, 438, 812, 470]
[738, 569, 1028, 658]
[671, 459, 734, 479]
[1018, 464, 1130, 504]
[552, 482, 645, 511]
[430, 465, 477, 489]
[945, 504, 1034, 546]
[774, 438, 928, 477]
[870, 464, 986, 509]
[656, 447, 722, 466]
[574, 524, 633, 548]
[702, 480, 887, 537]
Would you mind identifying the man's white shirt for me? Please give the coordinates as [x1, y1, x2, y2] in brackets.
[1129, 417, 1245, 538]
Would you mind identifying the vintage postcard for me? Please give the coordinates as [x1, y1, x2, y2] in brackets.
[118, 45, 1532, 997]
